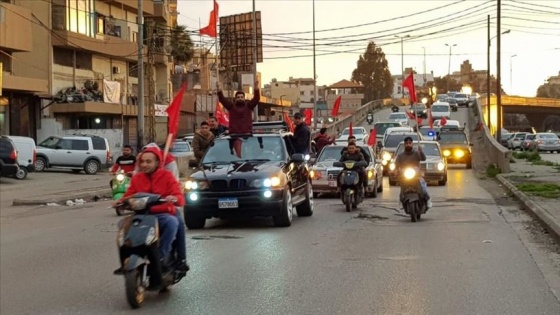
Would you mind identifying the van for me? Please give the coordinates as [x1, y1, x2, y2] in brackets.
[7, 135, 36, 179]
[430, 102, 451, 120]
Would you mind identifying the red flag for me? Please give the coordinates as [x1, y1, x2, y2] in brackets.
[304, 108, 313, 125]
[401, 72, 417, 103]
[416, 117, 423, 126]
[199, 0, 219, 37]
[214, 101, 229, 127]
[331, 95, 342, 117]
[283, 112, 294, 133]
[406, 110, 415, 120]
[349, 122, 353, 137]
[367, 129, 377, 146]
[440, 116, 447, 126]
[166, 82, 187, 139]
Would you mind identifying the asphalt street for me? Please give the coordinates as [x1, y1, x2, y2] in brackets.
[1, 107, 560, 314]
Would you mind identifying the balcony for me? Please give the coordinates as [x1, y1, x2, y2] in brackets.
[1, 73, 48, 93]
[152, 0, 170, 23]
[50, 101, 138, 116]
[0, 3, 33, 52]
[51, 30, 144, 62]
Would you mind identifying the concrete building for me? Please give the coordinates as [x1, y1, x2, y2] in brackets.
[326, 79, 364, 115]
[5, 0, 173, 151]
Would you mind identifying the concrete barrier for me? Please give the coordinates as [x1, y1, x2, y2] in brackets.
[469, 99, 511, 173]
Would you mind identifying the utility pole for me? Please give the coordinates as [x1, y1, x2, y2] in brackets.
[146, 19, 156, 143]
[313, 0, 317, 130]
[487, 14, 491, 133]
[445, 43, 457, 92]
[136, 0, 144, 150]
[497, 0, 502, 142]
[252, 0, 258, 122]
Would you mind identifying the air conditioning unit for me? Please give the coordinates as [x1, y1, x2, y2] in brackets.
[112, 66, 121, 74]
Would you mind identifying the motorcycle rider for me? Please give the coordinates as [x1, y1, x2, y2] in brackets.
[112, 146, 185, 274]
[394, 136, 432, 208]
[109, 145, 136, 186]
[338, 142, 367, 194]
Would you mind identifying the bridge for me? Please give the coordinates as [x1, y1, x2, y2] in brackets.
[479, 95, 560, 134]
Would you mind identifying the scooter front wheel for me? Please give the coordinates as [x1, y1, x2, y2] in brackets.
[125, 269, 145, 309]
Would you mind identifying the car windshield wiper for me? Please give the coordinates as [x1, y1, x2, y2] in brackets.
[202, 161, 231, 165]
[239, 158, 271, 162]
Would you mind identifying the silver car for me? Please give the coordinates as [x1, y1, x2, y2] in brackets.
[388, 140, 448, 186]
[529, 133, 560, 153]
[310, 145, 383, 198]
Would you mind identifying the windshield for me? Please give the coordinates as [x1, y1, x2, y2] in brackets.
[318, 147, 342, 162]
[432, 105, 449, 112]
[171, 141, 191, 152]
[409, 104, 425, 110]
[396, 142, 441, 157]
[38, 137, 61, 148]
[539, 133, 558, 139]
[455, 94, 467, 98]
[438, 133, 468, 144]
[384, 134, 419, 147]
[202, 137, 286, 163]
[374, 122, 401, 136]
[389, 113, 407, 120]
[341, 128, 364, 135]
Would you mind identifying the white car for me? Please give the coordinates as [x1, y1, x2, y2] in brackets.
[383, 126, 414, 144]
[433, 119, 461, 130]
[430, 102, 451, 120]
[337, 127, 368, 144]
[388, 112, 409, 126]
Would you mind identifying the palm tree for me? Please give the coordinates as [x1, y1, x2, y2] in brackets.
[169, 25, 194, 64]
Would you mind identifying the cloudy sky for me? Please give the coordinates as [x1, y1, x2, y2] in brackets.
[176, 0, 560, 97]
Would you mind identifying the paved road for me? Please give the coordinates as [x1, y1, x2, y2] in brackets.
[1, 107, 560, 314]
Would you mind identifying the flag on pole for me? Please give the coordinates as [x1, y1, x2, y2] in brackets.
[428, 107, 434, 129]
[283, 112, 295, 133]
[440, 116, 448, 126]
[401, 72, 417, 103]
[331, 95, 342, 117]
[349, 122, 353, 137]
[304, 108, 313, 125]
[214, 101, 229, 127]
[199, 0, 219, 37]
[166, 82, 187, 140]
[367, 129, 377, 146]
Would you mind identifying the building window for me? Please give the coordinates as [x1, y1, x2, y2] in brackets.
[96, 13, 105, 34]
[53, 47, 92, 70]
[70, 116, 114, 129]
[66, 0, 95, 37]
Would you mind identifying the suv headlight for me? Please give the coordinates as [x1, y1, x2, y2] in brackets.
[454, 150, 465, 158]
[253, 176, 282, 188]
[437, 162, 445, 171]
[443, 150, 451, 157]
[184, 180, 209, 190]
[389, 162, 396, 171]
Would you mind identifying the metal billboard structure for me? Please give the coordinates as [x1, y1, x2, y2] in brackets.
[219, 12, 263, 74]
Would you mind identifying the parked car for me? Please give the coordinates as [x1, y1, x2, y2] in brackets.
[0, 136, 20, 178]
[183, 121, 314, 229]
[430, 102, 451, 120]
[438, 129, 473, 169]
[527, 132, 560, 153]
[35, 135, 112, 175]
[507, 132, 529, 151]
[521, 134, 536, 151]
[388, 140, 447, 186]
[387, 112, 409, 126]
[309, 144, 383, 198]
[6, 135, 36, 179]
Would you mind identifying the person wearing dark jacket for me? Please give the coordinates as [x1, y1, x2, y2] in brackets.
[394, 136, 431, 208]
[208, 116, 228, 137]
[216, 80, 260, 134]
[113, 146, 186, 272]
[290, 112, 311, 154]
[339, 142, 367, 190]
[314, 127, 336, 154]
[110, 145, 136, 174]
[192, 121, 215, 162]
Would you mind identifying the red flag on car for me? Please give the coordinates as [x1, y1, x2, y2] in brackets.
[367, 129, 377, 146]
[440, 116, 448, 126]
[401, 72, 417, 103]
[304, 108, 313, 125]
[214, 101, 229, 127]
[199, 0, 219, 37]
[331, 95, 342, 117]
[406, 110, 416, 120]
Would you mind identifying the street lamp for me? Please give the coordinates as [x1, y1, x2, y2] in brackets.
[510, 54, 517, 94]
[394, 35, 410, 77]
[444, 43, 457, 92]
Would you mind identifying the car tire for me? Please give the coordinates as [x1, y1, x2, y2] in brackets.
[84, 160, 100, 175]
[377, 179, 384, 192]
[35, 156, 47, 172]
[296, 181, 314, 217]
[184, 209, 206, 229]
[438, 173, 448, 186]
[15, 168, 28, 180]
[273, 187, 293, 227]
[370, 180, 378, 198]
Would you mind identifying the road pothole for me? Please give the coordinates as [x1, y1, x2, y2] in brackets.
[190, 235, 243, 240]
[355, 213, 389, 221]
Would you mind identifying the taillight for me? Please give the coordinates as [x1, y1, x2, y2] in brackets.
[9, 150, 17, 160]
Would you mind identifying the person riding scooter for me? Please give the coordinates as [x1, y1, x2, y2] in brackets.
[393, 136, 432, 208]
[112, 146, 186, 274]
[109, 145, 136, 184]
[338, 142, 367, 194]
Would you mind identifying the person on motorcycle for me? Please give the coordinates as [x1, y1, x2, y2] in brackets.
[109, 145, 136, 186]
[340, 136, 366, 156]
[338, 142, 367, 193]
[113, 146, 185, 273]
[394, 136, 432, 208]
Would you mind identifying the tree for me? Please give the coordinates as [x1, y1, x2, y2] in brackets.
[170, 25, 194, 64]
[351, 41, 393, 102]
[536, 83, 560, 99]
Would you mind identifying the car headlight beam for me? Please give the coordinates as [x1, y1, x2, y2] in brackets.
[454, 150, 465, 158]
[443, 150, 451, 157]
[437, 162, 445, 171]
[382, 152, 391, 161]
[389, 163, 396, 171]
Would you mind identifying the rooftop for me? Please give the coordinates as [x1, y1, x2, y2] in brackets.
[328, 79, 364, 89]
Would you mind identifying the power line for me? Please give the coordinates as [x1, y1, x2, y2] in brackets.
[509, 0, 560, 12]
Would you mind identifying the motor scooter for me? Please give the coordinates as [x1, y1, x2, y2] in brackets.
[392, 105, 400, 112]
[112, 170, 132, 216]
[366, 114, 373, 125]
[399, 167, 428, 222]
[114, 193, 186, 309]
[333, 160, 368, 212]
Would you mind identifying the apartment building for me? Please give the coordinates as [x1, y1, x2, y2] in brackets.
[326, 79, 364, 115]
[5, 0, 172, 150]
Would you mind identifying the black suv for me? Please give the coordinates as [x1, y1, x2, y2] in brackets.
[438, 128, 473, 169]
[0, 136, 20, 178]
[183, 121, 314, 229]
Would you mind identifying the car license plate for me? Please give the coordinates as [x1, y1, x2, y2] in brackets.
[547, 141, 554, 145]
[328, 181, 337, 187]
[218, 198, 238, 209]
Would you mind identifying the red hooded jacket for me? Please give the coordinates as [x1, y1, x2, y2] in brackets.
[122, 147, 184, 215]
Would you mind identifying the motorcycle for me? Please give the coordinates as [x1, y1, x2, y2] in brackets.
[112, 170, 132, 216]
[114, 193, 186, 309]
[333, 160, 368, 212]
[392, 105, 399, 112]
[399, 167, 428, 222]
[366, 114, 373, 125]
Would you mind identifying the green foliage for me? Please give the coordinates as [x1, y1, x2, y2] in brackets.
[516, 183, 560, 198]
[170, 25, 194, 64]
[351, 42, 393, 102]
[512, 151, 541, 162]
[536, 83, 560, 99]
[486, 164, 501, 177]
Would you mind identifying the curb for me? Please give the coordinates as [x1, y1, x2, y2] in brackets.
[496, 174, 560, 238]
[12, 188, 112, 206]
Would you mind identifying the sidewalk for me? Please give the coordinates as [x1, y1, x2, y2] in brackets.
[497, 154, 560, 238]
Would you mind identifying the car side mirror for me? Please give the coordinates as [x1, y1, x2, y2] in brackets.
[188, 160, 198, 168]
[291, 153, 305, 163]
